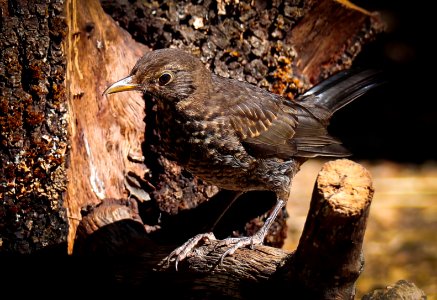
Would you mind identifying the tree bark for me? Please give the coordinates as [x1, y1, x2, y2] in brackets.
[0, 0, 68, 254]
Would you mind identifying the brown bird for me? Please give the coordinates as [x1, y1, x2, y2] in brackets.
[104, 48, 381, 269]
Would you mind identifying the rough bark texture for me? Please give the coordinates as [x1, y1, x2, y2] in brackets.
[0, 0, 68, 254]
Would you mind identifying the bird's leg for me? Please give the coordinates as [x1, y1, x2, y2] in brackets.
[216, 198, 286, 264]
[166, 191, 244, 270]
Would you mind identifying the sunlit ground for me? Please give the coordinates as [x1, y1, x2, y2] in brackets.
[283, 159, 437, 299]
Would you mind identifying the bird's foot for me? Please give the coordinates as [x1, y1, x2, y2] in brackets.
[215, 232, 265, 264]
[167, 199, 286, 270]
[166, 232, 264, 270]
[212, 198, 286, 264]
[167, 232, 216, 271]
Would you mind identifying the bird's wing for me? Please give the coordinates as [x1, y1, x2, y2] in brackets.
[211, 77, 299, 159]
[211, 76, 350, 159]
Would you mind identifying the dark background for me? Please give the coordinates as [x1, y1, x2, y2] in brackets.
[331, 1, 434, 163]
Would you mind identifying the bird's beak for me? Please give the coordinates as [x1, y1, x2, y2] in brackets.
[103, 75, 140, 95]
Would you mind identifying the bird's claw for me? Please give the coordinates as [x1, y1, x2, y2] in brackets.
[216, 233, 265, 265]
[167, 232, 265, 270]
[167, 232, 216, 271]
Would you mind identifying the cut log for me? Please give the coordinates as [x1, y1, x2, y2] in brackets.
[288, 159, 374, 299]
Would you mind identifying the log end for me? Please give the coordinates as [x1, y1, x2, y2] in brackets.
[316, 159, 374, 216]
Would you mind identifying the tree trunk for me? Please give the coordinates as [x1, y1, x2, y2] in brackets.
[0, 0, 68, 254]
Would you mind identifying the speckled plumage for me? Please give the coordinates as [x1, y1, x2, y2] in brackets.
[124, 49, 349, 197]
[104, 48, 382, 267]
[153, 75, 303, 199]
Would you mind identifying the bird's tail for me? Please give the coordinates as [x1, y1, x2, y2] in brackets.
[292, 68, 385, 158]
[297, 68, 385, 117]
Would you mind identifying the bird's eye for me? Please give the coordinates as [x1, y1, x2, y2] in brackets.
[158, 72, 173, 86]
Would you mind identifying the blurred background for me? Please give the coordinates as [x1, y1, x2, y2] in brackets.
[284, 1, 437, 298]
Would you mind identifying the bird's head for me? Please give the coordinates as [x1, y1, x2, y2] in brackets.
[103, 48, 209, 102]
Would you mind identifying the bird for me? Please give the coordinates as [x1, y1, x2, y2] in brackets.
[104, 48, 382, 269]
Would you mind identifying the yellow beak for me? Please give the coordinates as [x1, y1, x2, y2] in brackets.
[103, 76, 140, 95]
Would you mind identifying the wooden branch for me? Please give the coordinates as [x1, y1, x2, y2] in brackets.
[75, 159, 374, 298]
[288, 159, 374, 299]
